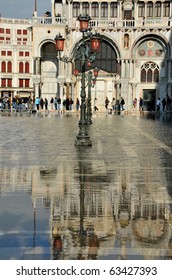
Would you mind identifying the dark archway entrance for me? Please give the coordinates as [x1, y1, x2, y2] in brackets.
[143, 89, 156, 111]
[74, 39, 120, 74]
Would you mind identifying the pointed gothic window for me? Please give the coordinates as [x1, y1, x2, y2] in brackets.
[141, 62, 159, 83]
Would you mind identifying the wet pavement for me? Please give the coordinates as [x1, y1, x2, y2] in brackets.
[0, 111, 172, 260]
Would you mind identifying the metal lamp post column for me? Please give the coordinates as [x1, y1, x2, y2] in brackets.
[75, 40, 92, 146]
[54, 16, 101, 146]
[86, 71, 93, 125]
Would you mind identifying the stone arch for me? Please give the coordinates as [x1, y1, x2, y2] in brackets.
[131, 33, 170, 59]
[72, 35, 121, 74]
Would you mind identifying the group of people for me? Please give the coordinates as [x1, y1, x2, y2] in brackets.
[34, 96, 82, 113]
[94, 97, 125, 112]
[156, 95, 172, 112]
[1, 94, 172, 113]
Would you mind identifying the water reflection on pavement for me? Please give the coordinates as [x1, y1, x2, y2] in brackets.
[0, 112, 172, 260]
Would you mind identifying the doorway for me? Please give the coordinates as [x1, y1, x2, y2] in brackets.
[143, 89, 156, 111]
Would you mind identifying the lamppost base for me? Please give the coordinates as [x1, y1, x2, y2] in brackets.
[75, 135, 92, 146]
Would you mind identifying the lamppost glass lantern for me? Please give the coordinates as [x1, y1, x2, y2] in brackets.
[73, 68, 79, 76]
[93, 67, 99, 78]
[54, 33, 65, 52]
[77, 14, 91, 32]
[90, 34, 101, 53]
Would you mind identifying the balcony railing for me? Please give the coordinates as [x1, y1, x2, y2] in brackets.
[0, 16, 171, 29]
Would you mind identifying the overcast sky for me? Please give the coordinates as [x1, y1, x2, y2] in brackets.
[0, 0, 51, 19]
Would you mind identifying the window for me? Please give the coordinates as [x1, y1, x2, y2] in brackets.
[19, 62, 24, 73]
[7, 79, 12, 87]
[0, 37, 4, 40]
[155, 2, 161, 17]
[110, 2, 117, 18]
[23, 30, 27, 35]
[147, 2, 153, 17]
[1, 61, 6, 72]
[92, 2, 99, 18]
[141, 62, 159, 83]
[19, 51, 24, 56]
[1, 79, 6, 87]
[0, 28, 4, 33]
[17, 29, 22, 35]
[6, 29, 10, 34]
[73, 2, 80, 17]
[25, 52, 29, 56]
[25, 62, 29, 73]
[25, 79, 30, 87]
[138, 1, 145, 17]
[19, 79, 23, 87]
[7, 61, 12, 73]
[101, 2, 108, 18]
[7, 51, 12, 56]
[82, 2, 89, 15]
[19, 79, 29, 87]
[1, 51, 6, 55]
[163, 1, 170, 17]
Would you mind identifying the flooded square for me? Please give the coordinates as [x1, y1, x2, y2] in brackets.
[0, 112, 172, 260]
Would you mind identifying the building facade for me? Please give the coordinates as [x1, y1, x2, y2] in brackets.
[0, 0, 172, 110]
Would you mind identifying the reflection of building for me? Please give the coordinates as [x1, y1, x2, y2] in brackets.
[0, 167, 32, 196]
[30, 163, 172, 260]
[0, 1, 172, 110]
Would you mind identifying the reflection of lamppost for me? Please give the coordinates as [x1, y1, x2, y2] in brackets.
[55, 15, 101, 146]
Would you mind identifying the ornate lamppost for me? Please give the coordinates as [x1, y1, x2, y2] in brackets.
[74, 67, 99, 125]
[74, 15, 101, 146]
[55, 15, 101, 146]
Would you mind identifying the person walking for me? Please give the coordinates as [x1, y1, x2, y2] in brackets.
[35, 97, 40, 111]
[57, 96, 61, 112]
[111, 97, 116, 112]
[133, 98, 137, 110]
[76, 98, 80, 113]
[54, 97, 57, 110]
[156, 98, 161, 111]
[105, 97, 109, 110]
[162, 98, 166, 111]
[94, 98, 98, 111]
[120, 97, 125, 111]
[66, 97, 69, 110]
[40, 97, 44, 110]
[44, 98, 48, 111]
[50, 97, 54, 110]
[69, 97, 73, 110]
[139, 97, 143, 111]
